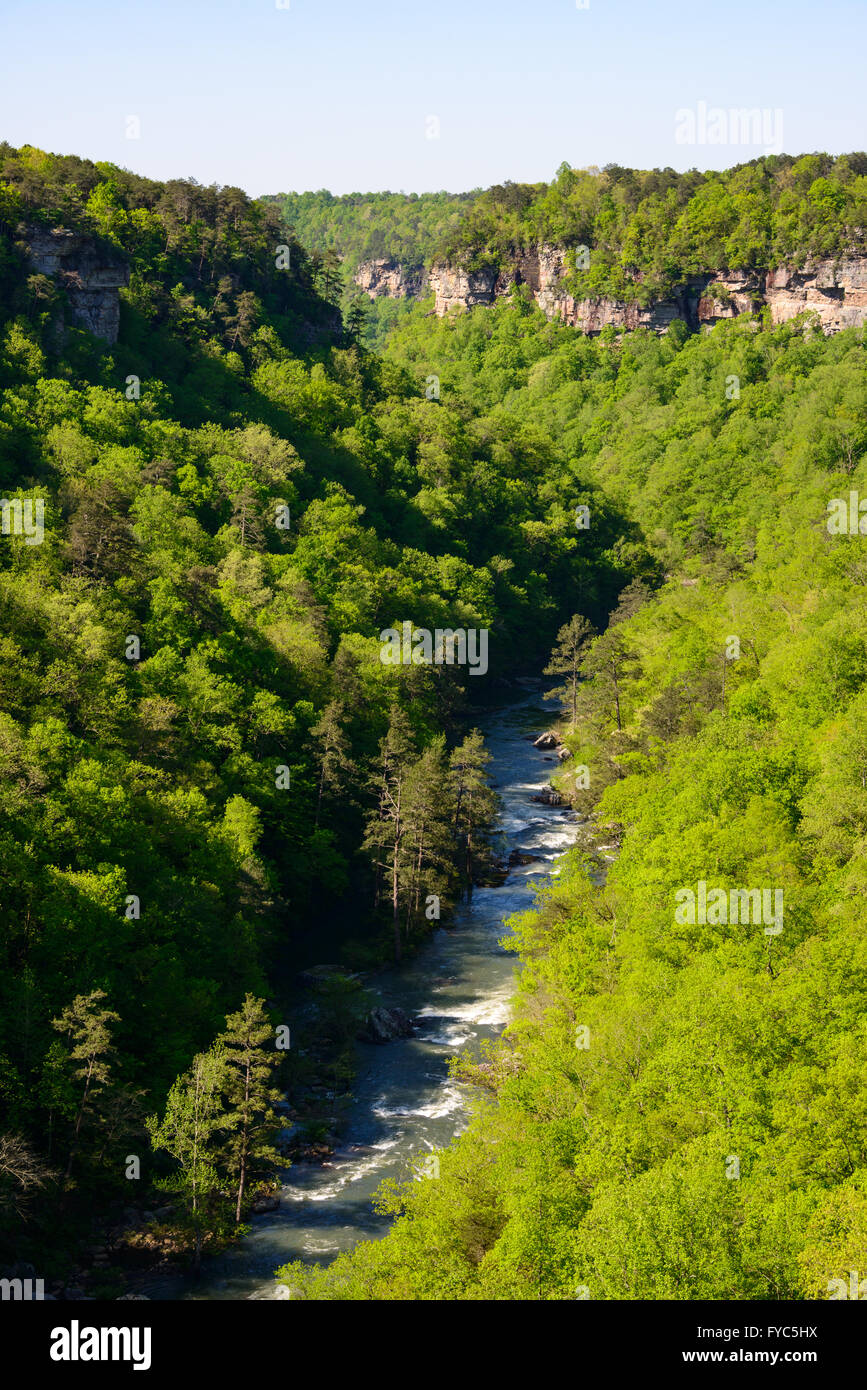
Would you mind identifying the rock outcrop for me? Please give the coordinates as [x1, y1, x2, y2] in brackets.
[24, 228, 130, 343]
[353, 258, 425, 300]
[763, 258, 867, 332]
[428, 246, 709, 333]
[695, 259, 867, 333]
[428, 262, 499, 314]
[353, 240, 867, 338]
[695, 269, 765, 326]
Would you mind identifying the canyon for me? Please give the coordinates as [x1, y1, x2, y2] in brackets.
[20, 229, 867, 353]
[354, 245, 867, 336]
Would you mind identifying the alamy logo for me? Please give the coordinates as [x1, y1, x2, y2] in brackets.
[827, 1270, 867, 1299]
[827, 492, 867, 535]
[50, 1320, 152, 1371]
[0, 498, 44, 546]
[379, 621, 489, 676]
[675, 101, 783, 154]
[674, 880, 783, 935]
[0, 1276, 44, 1300]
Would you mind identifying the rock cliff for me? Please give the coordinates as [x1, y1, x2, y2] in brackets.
[763, 258, 867, 332]
[426, 262, 498, 313]
[353, 258, 425, 300]
[24, 228, 130, 343]
[357, 239, 867, 337]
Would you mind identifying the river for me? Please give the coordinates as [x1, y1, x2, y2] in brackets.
[156, 692, 582, 1300]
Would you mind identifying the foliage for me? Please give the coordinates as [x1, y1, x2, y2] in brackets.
[278, 296, 867, 1301]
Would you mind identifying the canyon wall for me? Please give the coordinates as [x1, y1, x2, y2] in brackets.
[763, 258, 867, 332]
[355, 244, 867, 337]
[25, 228, 130, 343]
[353, 258, 425, 300]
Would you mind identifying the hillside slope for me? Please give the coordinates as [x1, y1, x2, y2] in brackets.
[0, 145, 636, 1276]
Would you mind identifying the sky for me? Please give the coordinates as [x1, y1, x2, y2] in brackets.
[1, 0, 865, 197]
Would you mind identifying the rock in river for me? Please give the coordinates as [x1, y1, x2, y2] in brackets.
[531, 788, 563, 806]
[359, 1006, 415, 1043]
[533, 731, 559, 749]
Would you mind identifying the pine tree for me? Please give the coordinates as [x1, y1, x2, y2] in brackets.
[344, 296, 369, 343]
[544, 614, 595, 728]
[401, 736, 455, 935]
[226, 289, 261, 349]
[580, 626, 630, 732]
[146, 1046, 228, 1268]
[51, 990, 120, 1182]
[364, 706, 417, 962]
[448, 730, 498, 898]
[310, 699, 353, 828]
[579, 585, 647, 735]
[216, 996, 283, 1224]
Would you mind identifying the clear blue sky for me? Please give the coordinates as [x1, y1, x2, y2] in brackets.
[2, 0, 864, 196]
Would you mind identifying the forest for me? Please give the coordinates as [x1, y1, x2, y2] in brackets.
[0, 144, 632, 1279]
[1, 141, 865, 1300]
[265, 188, 475, 276]
[278, 255, 867, 1299]
[272, 154, 867, 312]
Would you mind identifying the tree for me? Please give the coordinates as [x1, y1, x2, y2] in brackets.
[226, 290, 261, 349]
[448, 730, 498, 898]
[578, 583, 647, 734]
[544, 614, 596, 727]
[344, 296, 369, 343]
[309, 700, 353, 828]
[230, 484, 266, 548]
[364, 707, 417, 962]
[401, 736, 454, 933]
[0, 1133, 53, 1225]
[146, 1047, 228, 1268]
[51, 990, 120, 1182]
[216, 996, 283, 1224]
[66, 480, 137, 580]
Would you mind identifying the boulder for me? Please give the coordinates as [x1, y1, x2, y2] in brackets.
[531, 789, 563, 806]
[533, 732, 558, 749]
[359, 1006, 415, 1043]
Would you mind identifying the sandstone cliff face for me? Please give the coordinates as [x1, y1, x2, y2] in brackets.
[427, 262, 498, 314]
[353, 258, 425, 300]
[535, 245, 710, 332]
[696, 269, 764, 327]
[435, 246, 867, 336]
[429, 244, 710, 334]
[25, 228, 129, 343]
[355, 240, 867, 337]
[763, 259, 867, 332]
[694, 259, 867, 333]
